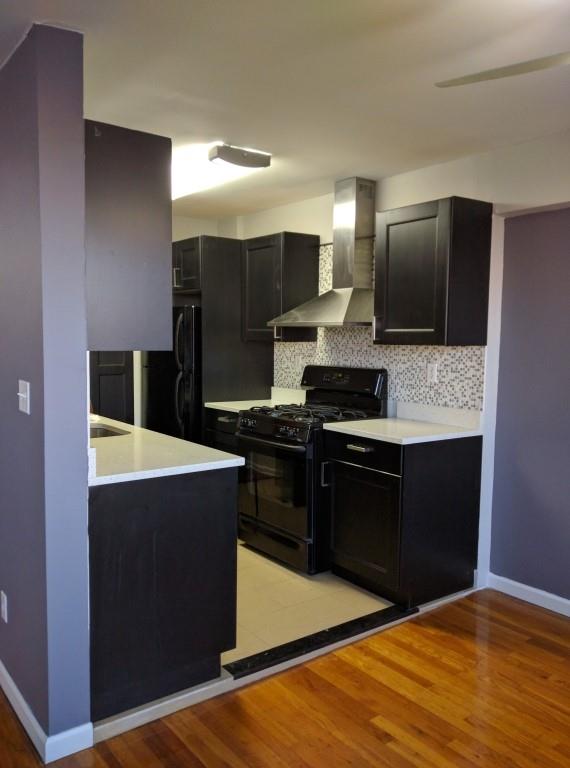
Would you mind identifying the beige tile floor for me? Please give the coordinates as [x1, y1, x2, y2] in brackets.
[221, 543, 391, 665]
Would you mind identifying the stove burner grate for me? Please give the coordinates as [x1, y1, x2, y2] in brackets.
[249, 403, 371, 424]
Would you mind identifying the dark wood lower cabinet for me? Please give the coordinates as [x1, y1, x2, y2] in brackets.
[89, 469, 237, 721]
[326, 433, 482, 607]
[331, 462, 401, 592]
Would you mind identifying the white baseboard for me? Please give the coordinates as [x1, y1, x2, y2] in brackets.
[0, 657, 93, 763]
[418, 585, 479, 614]
[94, 670, 236, 743]
[488, 573, 570, 617]
[44, 722, 94, 763]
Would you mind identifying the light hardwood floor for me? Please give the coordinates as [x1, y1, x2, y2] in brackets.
[1, 589, 569, 767]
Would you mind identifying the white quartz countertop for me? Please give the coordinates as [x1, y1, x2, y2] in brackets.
[323, 418, 482, 445]
[204, 399, 274, 413]
[205, 387, 306, 414]
[204, 397, 305, 414]
[89, 415, 244, 487]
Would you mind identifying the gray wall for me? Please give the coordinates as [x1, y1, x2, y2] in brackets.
[490, 207, 570, 598]
[0, 25, 90, 734]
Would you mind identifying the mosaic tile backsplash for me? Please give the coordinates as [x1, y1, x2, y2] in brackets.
[274, 245, 486, 410]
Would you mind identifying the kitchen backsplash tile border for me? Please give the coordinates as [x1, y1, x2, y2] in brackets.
[274, 244, 486, 411]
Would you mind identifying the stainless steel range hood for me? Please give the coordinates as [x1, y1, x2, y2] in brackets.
[268, 177, 376, 328]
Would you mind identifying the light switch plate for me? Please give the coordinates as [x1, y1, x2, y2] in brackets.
[426, 363, 438, 384]
[18, 380, 31, 414]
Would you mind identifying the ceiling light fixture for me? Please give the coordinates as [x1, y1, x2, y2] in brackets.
[171, 141, 271, 199]
[208, 143, 271, 168]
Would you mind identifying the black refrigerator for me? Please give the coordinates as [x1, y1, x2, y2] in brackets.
[142, 305, 202, 440]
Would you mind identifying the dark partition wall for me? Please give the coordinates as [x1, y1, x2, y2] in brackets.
[490, 208, 570, 599]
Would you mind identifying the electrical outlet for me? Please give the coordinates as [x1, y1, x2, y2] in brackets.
[1, 591, 7, 623]
[426, 363, 438, 384]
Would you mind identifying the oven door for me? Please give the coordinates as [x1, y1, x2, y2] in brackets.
[236, 434, 312, 540]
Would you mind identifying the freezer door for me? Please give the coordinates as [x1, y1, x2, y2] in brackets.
[142, 305, 201, 440]
[141, 363, 180, 438]
[182, 306, 202, 440]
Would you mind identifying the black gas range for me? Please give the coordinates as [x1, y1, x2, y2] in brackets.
[236, 365, 387, 573]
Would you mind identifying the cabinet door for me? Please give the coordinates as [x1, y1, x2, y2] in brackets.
[173, 238, 201, 293]
[89, 351, 134, 423]
[172, 244, 181, 288]
[331, 462, 401, 592]
[85, 120, 172, 351]
[374, 199, 450, 345]
[89, 470, 237, 720]
[242, 235, 282, 341]
[277, 232, 320, 343]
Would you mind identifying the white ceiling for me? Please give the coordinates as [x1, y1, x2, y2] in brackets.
[1, 0, 569, 218]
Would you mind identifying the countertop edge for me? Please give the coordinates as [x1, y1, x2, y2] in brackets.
[89, 456, 245, 487]
[323, 421, 482, 445]
[204, 402, 251, 413]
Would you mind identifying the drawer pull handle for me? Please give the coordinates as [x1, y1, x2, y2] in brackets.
[346, 443, 374, 454]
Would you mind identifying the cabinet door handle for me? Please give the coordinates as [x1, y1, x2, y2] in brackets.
[346, 443, 374, 454]
[174, 312, 184, 370]
[173, 266, 182, 288]
[320, 461, 332, 488]
[373, 316, 383, 338]
[273, 326, 283, 342]
[174, 371, 184, 432]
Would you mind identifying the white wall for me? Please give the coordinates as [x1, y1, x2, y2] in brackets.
[172, 215, 218, 241]
[210, 193, 334, 243]
[378, 130, 570, 212]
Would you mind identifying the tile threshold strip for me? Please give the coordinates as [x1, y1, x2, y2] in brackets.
[224, 604, 418, 679]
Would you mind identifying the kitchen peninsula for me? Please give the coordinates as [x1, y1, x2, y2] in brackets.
[88, 416, 243, 721]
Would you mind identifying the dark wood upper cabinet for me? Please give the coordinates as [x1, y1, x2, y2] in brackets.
[85, 120, 172, 351]
[242, 232, 320, 342]
[373, 197, 492, 345]
[173, 238, 201, 293]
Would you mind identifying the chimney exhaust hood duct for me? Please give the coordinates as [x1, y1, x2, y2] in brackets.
[268, 177, 376, 328]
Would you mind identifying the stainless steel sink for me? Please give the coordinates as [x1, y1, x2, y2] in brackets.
[90, 424, 130, 439]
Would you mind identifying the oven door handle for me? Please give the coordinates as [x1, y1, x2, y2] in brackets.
[237, 434, 307, 454]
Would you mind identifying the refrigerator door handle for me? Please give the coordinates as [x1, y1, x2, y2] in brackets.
[174, 371, 184, 434]
[174, 312, 184, 371]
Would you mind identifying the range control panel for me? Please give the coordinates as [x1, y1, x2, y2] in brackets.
[237, 413, 311, 444]
[322, 371, 350, 386]
[301, 365, 386, 396]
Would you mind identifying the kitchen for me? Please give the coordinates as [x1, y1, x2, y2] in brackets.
[0, 3, 568, 764]
[88, 141, 490, 722]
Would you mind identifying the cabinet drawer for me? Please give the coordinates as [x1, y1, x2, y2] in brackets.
[324, 431, 401, 476]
